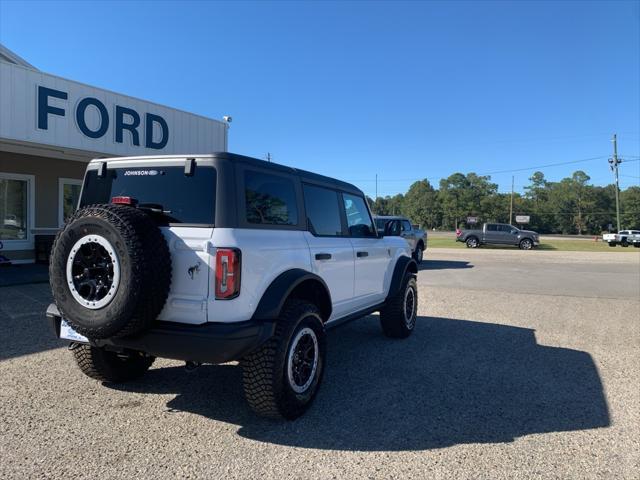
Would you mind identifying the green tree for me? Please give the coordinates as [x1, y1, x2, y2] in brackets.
[621, 186, 640, 229]
[439, 172, 497, 228]
[402, 180, 439, 228]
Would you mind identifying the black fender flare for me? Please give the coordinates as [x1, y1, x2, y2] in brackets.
[251, 269, 332, 322]
[386, 255, 418, 301]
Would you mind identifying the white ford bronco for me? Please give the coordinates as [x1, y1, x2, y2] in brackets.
[46, 153, 418, 419]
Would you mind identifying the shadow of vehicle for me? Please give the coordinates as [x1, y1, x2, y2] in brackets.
[0, 284, 62, 361]
[419, 260, 473, 270]
[109, 315, 609, 451]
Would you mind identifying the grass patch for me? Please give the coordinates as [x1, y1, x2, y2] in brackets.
[427, 237, 640, 252]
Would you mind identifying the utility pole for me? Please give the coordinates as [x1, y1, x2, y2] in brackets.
[509, 175, 514, 225]
[265, 152, 272, 162]
[608, 134, 622, 232]
[375, 174, 378, 200]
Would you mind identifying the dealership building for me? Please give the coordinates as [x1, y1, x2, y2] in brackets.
[0, 44, 228, 263]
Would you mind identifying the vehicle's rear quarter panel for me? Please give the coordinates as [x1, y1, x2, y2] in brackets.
[206, 228, 312, 323]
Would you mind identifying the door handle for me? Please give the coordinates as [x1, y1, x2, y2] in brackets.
[356, 251, 369, 258]
[315, 253, 332, 260]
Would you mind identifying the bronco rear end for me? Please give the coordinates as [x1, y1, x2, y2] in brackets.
[46, 154, 275, 367]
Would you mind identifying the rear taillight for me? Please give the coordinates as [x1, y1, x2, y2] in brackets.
[215, 248, 241, 300]
[111, 196, 138, 206]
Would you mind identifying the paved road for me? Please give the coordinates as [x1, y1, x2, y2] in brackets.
[0, 250, 638, 479]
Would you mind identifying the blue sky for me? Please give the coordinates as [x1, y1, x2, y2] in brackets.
[1, 0, 638, 197]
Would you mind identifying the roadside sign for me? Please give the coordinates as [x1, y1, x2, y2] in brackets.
[515, 215, 530, 224]
[467, 216, 478, 224]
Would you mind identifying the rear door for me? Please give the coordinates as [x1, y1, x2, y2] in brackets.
[302, 184, 355, 320]
[80, 161, 214, 324]
[342, 192, 389, 308]
[484, 224, 501, 243]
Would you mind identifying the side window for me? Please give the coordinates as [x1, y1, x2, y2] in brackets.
[342, 193, 376, 237]
[244, 170, 298, 225]
[486, 224, 498, 232]
[498, 225, 512, 233]
[303, 184, 343, 236]
[402, 220, 412, 232]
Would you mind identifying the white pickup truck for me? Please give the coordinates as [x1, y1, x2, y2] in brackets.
[602, 230, 640, 247]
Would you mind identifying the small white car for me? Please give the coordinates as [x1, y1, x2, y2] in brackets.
[46, 153, 418, 419]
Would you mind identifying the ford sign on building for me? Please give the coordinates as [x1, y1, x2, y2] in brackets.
[0, 44, 228, 263]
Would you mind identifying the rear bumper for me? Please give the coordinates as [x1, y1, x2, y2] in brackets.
[45, 304, 276, 364]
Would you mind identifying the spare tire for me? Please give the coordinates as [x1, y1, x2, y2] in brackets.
[49, 204, 171, 339]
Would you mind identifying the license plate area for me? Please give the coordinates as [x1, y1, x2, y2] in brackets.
[60, 320, 89, 343]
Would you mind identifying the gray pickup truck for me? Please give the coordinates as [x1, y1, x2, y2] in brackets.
[375, 216, 427, 263]
[456, 223, 540, 250]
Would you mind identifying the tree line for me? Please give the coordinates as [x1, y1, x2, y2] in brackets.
[368, 170, 640, 234]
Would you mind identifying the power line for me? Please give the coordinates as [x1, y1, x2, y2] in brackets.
[349, 155, 610, 184]
[477, 156, 608, 176]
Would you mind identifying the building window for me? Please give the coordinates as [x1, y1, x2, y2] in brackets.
[0, 173, 34, 250]
[58, 178, 83, 226]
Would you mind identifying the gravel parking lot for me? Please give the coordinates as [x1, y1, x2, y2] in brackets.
[1, 249, 638, 479]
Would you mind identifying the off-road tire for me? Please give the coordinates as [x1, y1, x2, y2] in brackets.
[49, 204, 171, 339]
[466, 236, 479, 248]
[72, 344, 155, 383]
[519, 238, 533, 250]
[380, 274, 418, 339]
[241, 299, 326, 420]
[608, 242, 617, 247]
[413, 245, 424, 264]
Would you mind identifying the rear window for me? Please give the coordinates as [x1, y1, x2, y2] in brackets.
[80, 166, 216, 225]
[244, 170, 298, 226]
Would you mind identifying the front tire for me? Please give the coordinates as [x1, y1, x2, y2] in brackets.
[241, 299, 326, 420]
[380, 274, 418, 338]
[413, 245, 424, 264]
[519, 238, 533, 250]
[72, 344, 154, 383]
[621, 238, 629, 247]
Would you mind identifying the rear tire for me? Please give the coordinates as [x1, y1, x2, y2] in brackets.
[466, 236, 479, 248]
[72, 344, 154, 383]
[241, 299, 326, 420]
[380, 274, 418, 339]
[608, 242, 617, 247]
[621, 238, 629, 247]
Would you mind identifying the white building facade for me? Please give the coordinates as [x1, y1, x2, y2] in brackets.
[0, 44, 228, 263]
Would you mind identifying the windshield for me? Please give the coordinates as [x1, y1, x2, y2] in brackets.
[80, 166, 216, 225]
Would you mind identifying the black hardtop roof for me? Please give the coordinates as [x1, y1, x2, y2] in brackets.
[212, 152, 363, 196]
